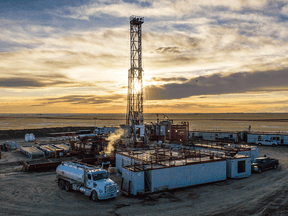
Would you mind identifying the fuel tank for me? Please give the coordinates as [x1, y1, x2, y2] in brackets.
[56, 162, 85, 183]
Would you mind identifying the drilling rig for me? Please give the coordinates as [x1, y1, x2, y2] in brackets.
[126, 16, 146, 144]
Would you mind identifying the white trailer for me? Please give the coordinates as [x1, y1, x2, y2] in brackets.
[200, 132, 238, 141]
[226, 155, 251, 179]
[56, 162, 119, 201]
[121, 159, 227, 195]
[247, 133, 288, 145]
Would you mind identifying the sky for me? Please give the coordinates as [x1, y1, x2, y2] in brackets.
[1, 0, 288, 113]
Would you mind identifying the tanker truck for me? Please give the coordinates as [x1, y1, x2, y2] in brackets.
[56, 161, 119, 201]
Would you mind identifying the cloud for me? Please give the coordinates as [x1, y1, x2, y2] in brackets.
[57, 0, 268, 21]
[34, 94, 126, 105]
[0, 73, 94, 89]
[149, 77, 188, 82]
[156, 47, 180, 54]
[0, 77, 67, 88]
[144, 24, 288, 73]
[145, 102, 233, 109]
[0, 0, 287, 114]
[248, 99, 288, 105]
[145, 69, 288, 100]
[1, 6, 287, 78]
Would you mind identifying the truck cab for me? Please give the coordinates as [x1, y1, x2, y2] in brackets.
[85, 170, 119, 200]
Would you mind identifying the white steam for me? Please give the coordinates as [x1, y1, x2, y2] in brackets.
[103, 128, 124, 155]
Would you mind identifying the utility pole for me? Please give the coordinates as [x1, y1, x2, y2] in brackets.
[126, 15, 144, 127]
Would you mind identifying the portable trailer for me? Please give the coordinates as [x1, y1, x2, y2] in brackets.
[192, 143, 259, 160]
[118, 148, 227, 195]
[199, 131, 239, 142]
[247, 132, 288, 145]
[20, 146, 45, 159]
[225, 154, 251, 179]
[195, 149, 252, 179]
[116, 152, 132, 173]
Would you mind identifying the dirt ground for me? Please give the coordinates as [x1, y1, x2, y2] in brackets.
[1, 144, 288, 216]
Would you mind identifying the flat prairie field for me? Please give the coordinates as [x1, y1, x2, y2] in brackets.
[1, 113, 288, 132]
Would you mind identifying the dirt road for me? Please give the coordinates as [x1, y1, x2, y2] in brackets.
[0, 146, 288, 216]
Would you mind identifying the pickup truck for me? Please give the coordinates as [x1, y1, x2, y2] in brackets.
[255, 140, 277, 146]
[251, 156, 279, 173]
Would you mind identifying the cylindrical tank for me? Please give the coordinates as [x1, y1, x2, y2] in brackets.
[56, 162, 85, 183]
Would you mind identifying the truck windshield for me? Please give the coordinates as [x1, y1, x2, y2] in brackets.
[92, 172, 108, 181]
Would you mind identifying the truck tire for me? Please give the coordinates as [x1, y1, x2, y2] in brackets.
[273, 164, 277, 169]
[258, 143, 262, 146]
[258, 168, 262, 173]
[272, 144, 276, 147]
[59, 179, 65, 190]
[65, 181, 71, 192]
[91, 191, 99, 202]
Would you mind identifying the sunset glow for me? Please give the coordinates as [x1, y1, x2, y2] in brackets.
[1, 0, 288, 113]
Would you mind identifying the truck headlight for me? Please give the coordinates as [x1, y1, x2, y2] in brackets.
[254, 166, 258, 169]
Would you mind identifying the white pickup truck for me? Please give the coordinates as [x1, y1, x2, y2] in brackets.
[255, 140, 278, 146]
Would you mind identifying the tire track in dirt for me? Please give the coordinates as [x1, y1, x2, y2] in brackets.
[209, 170, 288, 216]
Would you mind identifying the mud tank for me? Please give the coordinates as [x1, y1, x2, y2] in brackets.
[56, 161, 119, 201]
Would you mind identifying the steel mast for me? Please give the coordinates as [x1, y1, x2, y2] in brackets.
[126, 16, 144, 127]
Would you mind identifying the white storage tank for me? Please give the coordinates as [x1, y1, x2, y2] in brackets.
[56, 162, 85, 183]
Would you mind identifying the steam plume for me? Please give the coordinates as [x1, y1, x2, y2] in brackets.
[104, 128, 124, 155]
